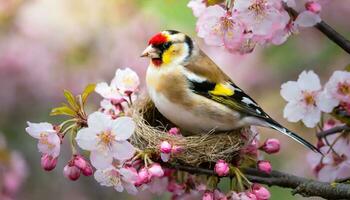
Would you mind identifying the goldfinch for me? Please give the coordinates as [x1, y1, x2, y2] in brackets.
[141, 30, 319, 153]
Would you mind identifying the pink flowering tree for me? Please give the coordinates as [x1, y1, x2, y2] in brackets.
[24, 0, 350, 199]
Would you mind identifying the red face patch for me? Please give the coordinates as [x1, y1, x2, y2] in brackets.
[148, 33, 168, 46]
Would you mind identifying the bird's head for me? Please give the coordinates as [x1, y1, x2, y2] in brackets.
[141, 30, 195, 67]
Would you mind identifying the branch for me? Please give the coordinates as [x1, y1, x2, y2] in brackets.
[164, 163, 350, 199]
[284, 5, 350, 54]
[316, 125, 350, 138]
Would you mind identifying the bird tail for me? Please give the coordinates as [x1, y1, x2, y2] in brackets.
[266, 120, 321, 154]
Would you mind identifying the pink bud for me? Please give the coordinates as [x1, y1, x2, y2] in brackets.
[73, 155, 86, 169]
[305, 1, 322, 14]
[260, 138, 280, 154]
[252, 184, 270, 200]
[214, 160, 230, 177]
[63, 164, 81, 181]
[41, 154, 57, 171]
[81, 163, 93, 176]
[160, 141, 172, 154]
[257, 160, 272, 174]
[168, 127, 180, 136]
[135, 167, 150, 186]
[148, 163, 164, 178]
[171, 145, 184, 154]
[202, 191, 214, 200]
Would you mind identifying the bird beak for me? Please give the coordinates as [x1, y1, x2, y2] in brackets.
[141, 45, 159, 58]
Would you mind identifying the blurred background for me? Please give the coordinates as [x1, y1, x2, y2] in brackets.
[0, 0, 349, 199]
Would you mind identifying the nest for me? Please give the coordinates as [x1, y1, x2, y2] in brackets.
[130, 96, 251, 166]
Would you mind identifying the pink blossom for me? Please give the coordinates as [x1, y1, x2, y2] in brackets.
[3, 151, 28, 196]
[172, 145, 184, 154]
[233, 192, 257, 200]
[75, 112, 136, 169]
[280, 70, 335, 128]
[234, 0, 289, 36]
[148, 163, 164, 178]
[25, 122, 61, 158]
[167, 180, 185, 196]
[72, 155, 93, 176]
[260, 138, 280, 154]
[214, 189, 227, 200]
[63, 164, 81, 181]
[214, 160, 230, 176]
[94, 166, 138, 195]
[322, 70, 350, 108]
[188, 0, 206, 17]
[252, 184, 271, 200]
[257, 160, 272, 174]
[196, 5, 244, 51]
[40, 154, 57, 171]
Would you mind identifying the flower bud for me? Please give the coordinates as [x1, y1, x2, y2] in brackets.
[81, 163, 93, 176]
[214, 160, 229, 177]
[202, 191, 214, 200]
[135, 167, 150, 186]
[41, 154, 57, 171]
[160, 141, 172, 154]
[168, 127, 180, 136]
[260, 138, 280, 154]
[73, 155, 87, 170]
[305, 1, 322, 14]
[148, 163, 164, 178]
[63, 164, 81, 181]
[257, 160, 272, 174]
[171, 145, 184, 154]
[252, 184, 270, 200]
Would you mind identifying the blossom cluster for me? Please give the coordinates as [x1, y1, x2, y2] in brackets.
[281, 70, 350, 128]
[280, 69, 350, 181]
[188, 0, 323, 54]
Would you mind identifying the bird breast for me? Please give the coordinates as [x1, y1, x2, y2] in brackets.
[146, 65, 241, 135]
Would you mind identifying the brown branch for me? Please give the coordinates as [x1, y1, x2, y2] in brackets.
[284, 5, 350, 54]
[164, 163, 350, 199]
[316, 125, 350, 138]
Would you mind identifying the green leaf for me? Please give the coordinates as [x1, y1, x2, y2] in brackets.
[64, 89, 79, 110]
[82, 83, 96, 105]
[50, 105, 76, 117]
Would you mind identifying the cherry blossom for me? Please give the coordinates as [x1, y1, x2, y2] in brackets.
[257, 160, 272, 174]
[25, 122, 61, 158]
[196, 5, 245, 50]
[308, 136, 350, 182]
[41, 154, 57, 171]
[280, 70, 334, 128]
[260, 138, 280, 154]
[112, 68, 140, 94]
[234, 0, 289, 36]
[295, 11, 321, 27]
[75, 112, 136, 169]
[95, 80, 124, 100]
[322, 70, 350, 108]
[214, 160, 230, 176]
[94, 166, 138, 195]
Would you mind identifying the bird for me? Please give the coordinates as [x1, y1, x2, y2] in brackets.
[141, 30, 320, 153]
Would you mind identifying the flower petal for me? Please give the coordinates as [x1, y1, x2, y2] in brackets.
[302, 106, 321, 128]
[26, 122, 54, 139]
[283, 102, 305, 122]
[112, 117, 135, 141]
[75, 128, 98, 151]
[87, 112, 113, 132]
[123, 182, 138, 195]
[297, 70, 321, 91]
[112, 141, 135, 161]
[90, 150, 113, 170]
[280, 81, 302, 102]
[316, 92, 339, 113]
[295, 11, 321, 27]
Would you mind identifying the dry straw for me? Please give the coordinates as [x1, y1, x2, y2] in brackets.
[130, 96, 252, 166]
